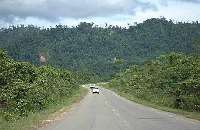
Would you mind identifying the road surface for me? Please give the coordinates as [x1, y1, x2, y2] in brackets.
[40, 87, 200, 130]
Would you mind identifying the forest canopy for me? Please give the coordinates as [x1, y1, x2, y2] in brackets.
[0, 18, 200, 80]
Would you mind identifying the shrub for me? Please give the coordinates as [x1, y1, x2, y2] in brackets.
[109, 53, 200, 112]
[0, 50, 79, 121]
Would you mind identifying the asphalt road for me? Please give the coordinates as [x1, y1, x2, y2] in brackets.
[40, 87, 200, 130]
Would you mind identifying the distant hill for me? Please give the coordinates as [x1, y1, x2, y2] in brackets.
[0, 18, 200, 80]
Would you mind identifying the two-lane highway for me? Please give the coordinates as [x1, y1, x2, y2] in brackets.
[40, 87, 200, 130]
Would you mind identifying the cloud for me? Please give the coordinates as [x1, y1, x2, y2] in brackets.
[159, 0, 200, 6]
[178, 0, 200, 3]
[0, 0, 156, 23]
[0, 0, 199, 27]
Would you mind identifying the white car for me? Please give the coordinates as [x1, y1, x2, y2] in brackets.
[92, 88, 100, 94]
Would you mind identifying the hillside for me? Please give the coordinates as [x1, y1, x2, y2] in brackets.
[0, 18, 200, 80]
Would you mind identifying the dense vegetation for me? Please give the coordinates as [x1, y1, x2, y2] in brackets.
[0, 50, 79, 121]
[0, 18, 200, 80]
[108, 53, 200, 112]
[0, 18, 200, 119]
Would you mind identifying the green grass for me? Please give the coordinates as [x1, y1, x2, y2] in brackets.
[100, 83, 200, 121]
[0, 87, 88, 130]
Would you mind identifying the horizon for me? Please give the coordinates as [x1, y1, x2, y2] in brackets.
[0, 17, 199, 29]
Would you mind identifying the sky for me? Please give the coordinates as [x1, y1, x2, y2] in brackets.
[0, 0, 200, 28]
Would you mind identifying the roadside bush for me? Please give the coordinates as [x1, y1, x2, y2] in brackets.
[0, 50, 79, 121]
[109, 53, 200, 112]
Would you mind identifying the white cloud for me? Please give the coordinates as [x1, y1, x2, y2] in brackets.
[133, 0, 200, 23]
[0, 0, 155, 22]
[0, 0, 200, 28]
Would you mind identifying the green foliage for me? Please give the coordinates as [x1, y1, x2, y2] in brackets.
[109, 53, 200, 112]
[0, 50, 79, 121]
[0, 18, 200, 80]
[74, 71, 101, 84]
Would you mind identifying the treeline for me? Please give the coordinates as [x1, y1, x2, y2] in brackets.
[0, 50, 79, 121]
[0, 18, 200, 80]
[108, 53, 200, 112]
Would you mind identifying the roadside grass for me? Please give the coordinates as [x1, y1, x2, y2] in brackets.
[0, 87, 88, 130]
[100, 83, 200, 121]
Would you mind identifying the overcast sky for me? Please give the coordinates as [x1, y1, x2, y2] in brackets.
[0, 0, 200, 28]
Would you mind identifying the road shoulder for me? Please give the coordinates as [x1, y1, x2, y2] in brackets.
[99, 83, 200, 121]
[1, 87, 88, 130]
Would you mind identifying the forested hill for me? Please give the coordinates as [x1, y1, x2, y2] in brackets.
[0, 18, 200, 80]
